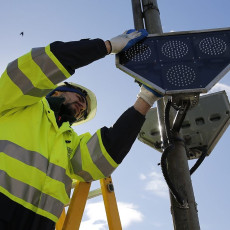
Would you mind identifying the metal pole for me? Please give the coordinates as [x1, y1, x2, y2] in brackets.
[167, 135, 200, 230]
[142, 0, 163, 34]
[131, 0, 144, 30]
[131, 0, 200, 229]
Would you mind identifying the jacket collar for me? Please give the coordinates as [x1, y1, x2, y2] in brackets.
[42, 98, 72, 133]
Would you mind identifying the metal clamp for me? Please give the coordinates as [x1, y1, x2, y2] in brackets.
[171, 93, 200, 111]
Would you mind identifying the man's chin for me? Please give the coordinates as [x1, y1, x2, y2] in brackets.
[60, 103, 76, 117]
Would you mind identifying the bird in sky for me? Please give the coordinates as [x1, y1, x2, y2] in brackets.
[20, 32, 24, 36]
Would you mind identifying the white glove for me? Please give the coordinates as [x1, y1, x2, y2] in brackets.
[137, 85, 163, 106]
[109, 29, 148, 54]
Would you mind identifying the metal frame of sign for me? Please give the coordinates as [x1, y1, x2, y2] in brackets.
[116, 27, 230, 95]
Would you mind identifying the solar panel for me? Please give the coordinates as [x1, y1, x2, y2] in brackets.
[116, 27, 230, 95]
[138, 91, 230, 159]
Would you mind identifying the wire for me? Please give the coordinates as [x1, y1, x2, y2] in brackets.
[161, 144, 186, 206]
[160, 100, 187, 207]
[161, 99, 207, 207]
[164, 99, 172, 142]
[190, 147, 208, 175]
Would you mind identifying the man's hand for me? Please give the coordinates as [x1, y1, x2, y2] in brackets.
[134, 85, 163, 115]
[137, 85, 163, 107]
[107, 29, 148, 54]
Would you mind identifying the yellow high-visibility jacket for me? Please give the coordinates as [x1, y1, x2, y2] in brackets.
[0, 45, 118, 223]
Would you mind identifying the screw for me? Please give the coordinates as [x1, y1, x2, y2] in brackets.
[107, 183, 114, 192]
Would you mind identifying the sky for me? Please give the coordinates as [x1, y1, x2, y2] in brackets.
[1, 1, 230, 229]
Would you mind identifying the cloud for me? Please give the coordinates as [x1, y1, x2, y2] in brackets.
[80, 201, 143, 230]
[119, 202, 144, 227]
[139, 173, 147, 180]
[140, 170, 169, 198]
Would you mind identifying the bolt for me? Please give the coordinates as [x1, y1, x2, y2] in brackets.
[107, 183, 114, 192]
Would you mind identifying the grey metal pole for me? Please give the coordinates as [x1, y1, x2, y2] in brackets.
[142, 0, 163, 34]
[131, 0, 201, 229]
[131, 0, 144, 30]
[167, 134, 200, 230]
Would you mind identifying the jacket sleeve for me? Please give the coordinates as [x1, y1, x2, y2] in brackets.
[70, 131, 119, 182]
[100, 106, 146, 164]
[69, 107, 146, 182]
[50, 39, 107, 75]
[0, 39, 107, 115]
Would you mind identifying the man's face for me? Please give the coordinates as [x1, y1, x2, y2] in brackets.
[54, 91, 87, 120]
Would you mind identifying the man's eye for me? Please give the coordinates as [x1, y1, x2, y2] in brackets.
[75, 95, 81, 100]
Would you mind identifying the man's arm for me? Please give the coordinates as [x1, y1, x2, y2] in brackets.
[50, 29, 148, 75]
[104, 40, 112, 54]
[50, 39, 108, 75]
[134, 97, 151, 115]
[100, 85, 162, 164]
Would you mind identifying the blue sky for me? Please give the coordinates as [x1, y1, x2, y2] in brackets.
[1, 1, 230, 229]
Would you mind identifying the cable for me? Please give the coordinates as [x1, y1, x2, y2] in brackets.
[161, 99, 207, 207]
[160, 100, 187, 207]
[164, 99, 172, 142]
[190, 147, 208, 175]
[161, 145, 186, 206]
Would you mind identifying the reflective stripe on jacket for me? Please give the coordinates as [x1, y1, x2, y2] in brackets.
[0, 45, 118, 222]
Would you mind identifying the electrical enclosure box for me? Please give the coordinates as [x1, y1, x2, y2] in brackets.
[116, 28, 230, 95]
[138, 91, 230, 159]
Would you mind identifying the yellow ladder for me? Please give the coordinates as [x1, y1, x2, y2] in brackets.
[55, 176, 122, 230]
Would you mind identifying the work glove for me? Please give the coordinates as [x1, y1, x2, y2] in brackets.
[109, 29, 148, 54]
[137, 85, 163, 107]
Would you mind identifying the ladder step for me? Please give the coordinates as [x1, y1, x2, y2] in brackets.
[88, 188, 102, 199]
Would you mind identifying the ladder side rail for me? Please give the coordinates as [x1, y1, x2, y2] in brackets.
[100, 177, 122, 230]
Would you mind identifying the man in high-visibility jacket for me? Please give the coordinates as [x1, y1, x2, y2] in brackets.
[0, 29, 162, 229]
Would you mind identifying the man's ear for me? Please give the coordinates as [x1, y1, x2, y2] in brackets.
[52, 91, 63, 97]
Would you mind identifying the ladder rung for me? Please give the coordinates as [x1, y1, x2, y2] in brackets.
[88, 188, 102, 199]
[64, 188, 102, 207]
